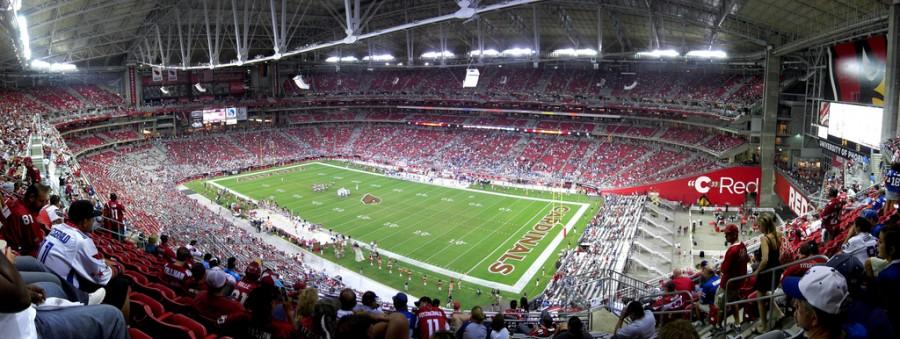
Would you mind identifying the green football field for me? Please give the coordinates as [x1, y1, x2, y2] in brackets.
[186, 160, 599, 305]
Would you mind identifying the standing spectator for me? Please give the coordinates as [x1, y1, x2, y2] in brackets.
[883, 162, 900, 216]
[716, 224, 748, 331]
[355, 291, 383, 315]
[233, 261, 261, 303]
[752, 213, 782, 333]
[782, 266, 849, 339]
[457, 306, 488, 339]
[819, 188, 844, 241]
[449, 301, 468, 331]
[670, 268, 695, 292]
[519, 295, 529, 313]
[337, 288, 357, 319]
[489, 316, 509, 339]
[37, 199, 130, 312]
[781, 242, 825, 282]
[159, 247, 194, 294]
[2, 183, 50, 256]
[555, 316, 589, 339]
[102, 193, 125, 241]
[613, 301, 656, 339]
[876, 224, 900, 326]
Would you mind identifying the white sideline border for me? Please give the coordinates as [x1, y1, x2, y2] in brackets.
[204, 161, 590, 293]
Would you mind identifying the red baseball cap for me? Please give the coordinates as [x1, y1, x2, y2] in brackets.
[724, 224, 739, 234]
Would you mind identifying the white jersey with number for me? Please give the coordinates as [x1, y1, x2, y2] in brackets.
[38, 223, 112, 289]
[842, 232, 878, 265]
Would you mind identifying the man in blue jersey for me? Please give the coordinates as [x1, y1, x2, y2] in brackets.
[876, 224, 900, 326]
[392, 292, 416, 338]
[883, 162, 900, 216]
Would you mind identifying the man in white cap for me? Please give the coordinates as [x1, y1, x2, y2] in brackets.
[782, 266, 849, 339]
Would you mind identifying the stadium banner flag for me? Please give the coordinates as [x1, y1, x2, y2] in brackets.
[151, 66, 162, 82]
[602, 166, 761, 206]
[774, 172, 816, 217]
[167, 69, 177, 81]
[824, 34, 886, 106]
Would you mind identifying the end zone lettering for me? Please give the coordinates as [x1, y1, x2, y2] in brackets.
[488, 206, 570, 275]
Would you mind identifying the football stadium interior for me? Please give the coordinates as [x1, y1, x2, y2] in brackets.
[1, 0, 899, 338]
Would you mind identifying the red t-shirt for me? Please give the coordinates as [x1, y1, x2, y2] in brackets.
[1, 198, 44, 256]
[232, 279, 259, 303]
[159, 243, 176, 262]
[417, 305, 449, 339]
[160, 262, 193, 293]
[671, 276, 695, 292]
[819, 197, 844, 233]
[720, 242, 749, 288]
[780, 257, 827, 283]
[103, 200, 126, 229]
[192, 291, 246, 321]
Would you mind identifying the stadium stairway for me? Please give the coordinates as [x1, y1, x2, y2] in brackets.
[632, 241, 672, 264]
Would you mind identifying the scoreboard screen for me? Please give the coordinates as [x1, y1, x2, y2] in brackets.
[192, 107, 247, 125]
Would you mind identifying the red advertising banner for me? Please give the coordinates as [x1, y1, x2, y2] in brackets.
[774, 172, 816, 216]
[602, 166, 761, 206]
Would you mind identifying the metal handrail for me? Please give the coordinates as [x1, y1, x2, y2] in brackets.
[719, 254, 829, 335]
[639, 291, 697, 317]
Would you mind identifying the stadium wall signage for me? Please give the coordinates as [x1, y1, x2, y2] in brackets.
[602, 166, 761, 206]
[825, 34, 886, 106]
[488, 205, 571, 275]
[817, 139, 869, 163]
[774, 172, 816, 217]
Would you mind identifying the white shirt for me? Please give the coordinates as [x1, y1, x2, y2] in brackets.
[617, 310, 657, 339]
[490, 328, 510, 339]
[0, 306, 37, 339]
[38, 223, 112, 289]
[842, 232, 878, 264]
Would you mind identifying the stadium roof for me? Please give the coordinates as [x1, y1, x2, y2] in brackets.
[0, 0, 889, 71]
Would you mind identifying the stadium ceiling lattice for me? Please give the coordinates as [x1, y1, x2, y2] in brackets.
[0, 0, 890, 70]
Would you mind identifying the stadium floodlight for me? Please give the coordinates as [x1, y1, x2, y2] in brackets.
[468, 49, 499, 58]
[17, 15, 30, 60]
[550, 48, 598, 57]
[635, 49, 680, 58]
[48, 63, 76, 72]
[325, 56, 339, 63]
[362, 54, 395, 62]
[501, 48, 535, 57]
[685, 50, 727, 59]
[194, 83, 207, 93]
[341, 56, 358, 62]
[30, 60, 49, 70]
[421, 51, 455, 59]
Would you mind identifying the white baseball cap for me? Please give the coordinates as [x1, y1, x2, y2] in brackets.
[782, 266, 848, 314]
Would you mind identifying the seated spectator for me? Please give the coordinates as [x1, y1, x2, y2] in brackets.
[670, 268, 695, 292]
[528, 311, 558, 337]
[335, 312, 411, 339]
[782, 266, 849, 339]
[415, 296, 449, 338]
[193, 269, 244, 322]
[555, 316, 589, 339]
[38, 199, 130, 312]
[842, 217, 878, 264]
[185, 240, 202, 258]
[232, 261, 261, 303]
[827, 253, 895, 339]
[2, 183, 50, 257]
[295, 287, 319, 336]
[240, 283, 295, 339]
[0, 247, 128, 339]
[457, 306, 488, 339]
[201, 253, 212, 269]
[696, 267, 719, 325]
[354, 291, 383, 315]
[159, 246, 194, 294]
[187, 261, 207, 294]
[223, 256, 241, 281]
[144, 234, 159, 255]
[338, 288, 357, 319]
[448, 300, 467, 331]
[158, 234, 175, 262]
[489, 316, 509, 339]
[391, 293, 415, 338]
[876, 224, 900, 326]
[614, 301, 656, 339]
[781, 242, 826, 282]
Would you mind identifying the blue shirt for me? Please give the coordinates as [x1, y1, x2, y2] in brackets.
[700, 275, 720, 305]
[398, 310, 415, 338]
[886, 170, 900, 193]
[877, 261, 900, 325]
[223, 268, 241, 281]
[844, 298, 895, 339]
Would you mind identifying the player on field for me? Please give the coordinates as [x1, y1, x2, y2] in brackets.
[387, 258, 394, 273]
[102, 193, 126, 240]
[422, 273, 427, 286]
[377, 254, 383, 270]
[437, 279, 442, 291]
[448, 279, 454, 295]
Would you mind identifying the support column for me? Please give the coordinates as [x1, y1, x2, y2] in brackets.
[884, 0, 900, 142]
[759, 47, 781, 207]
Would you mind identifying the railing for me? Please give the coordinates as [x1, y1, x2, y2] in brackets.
[638, 291, 696, 317]
[554, 269, 656, 315]
[719, 254, 829, 337]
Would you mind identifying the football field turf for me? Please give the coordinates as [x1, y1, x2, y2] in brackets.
[188, 160, 598, 298]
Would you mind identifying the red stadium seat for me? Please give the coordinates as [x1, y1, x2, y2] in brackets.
[128, 328, 153, 339]
[138, 314, 196, 339]
[130, 292, 169, 319]
[165, 314, 216, 339]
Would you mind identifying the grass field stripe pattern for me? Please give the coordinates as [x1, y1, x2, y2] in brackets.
[204, 160, 590, 293]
